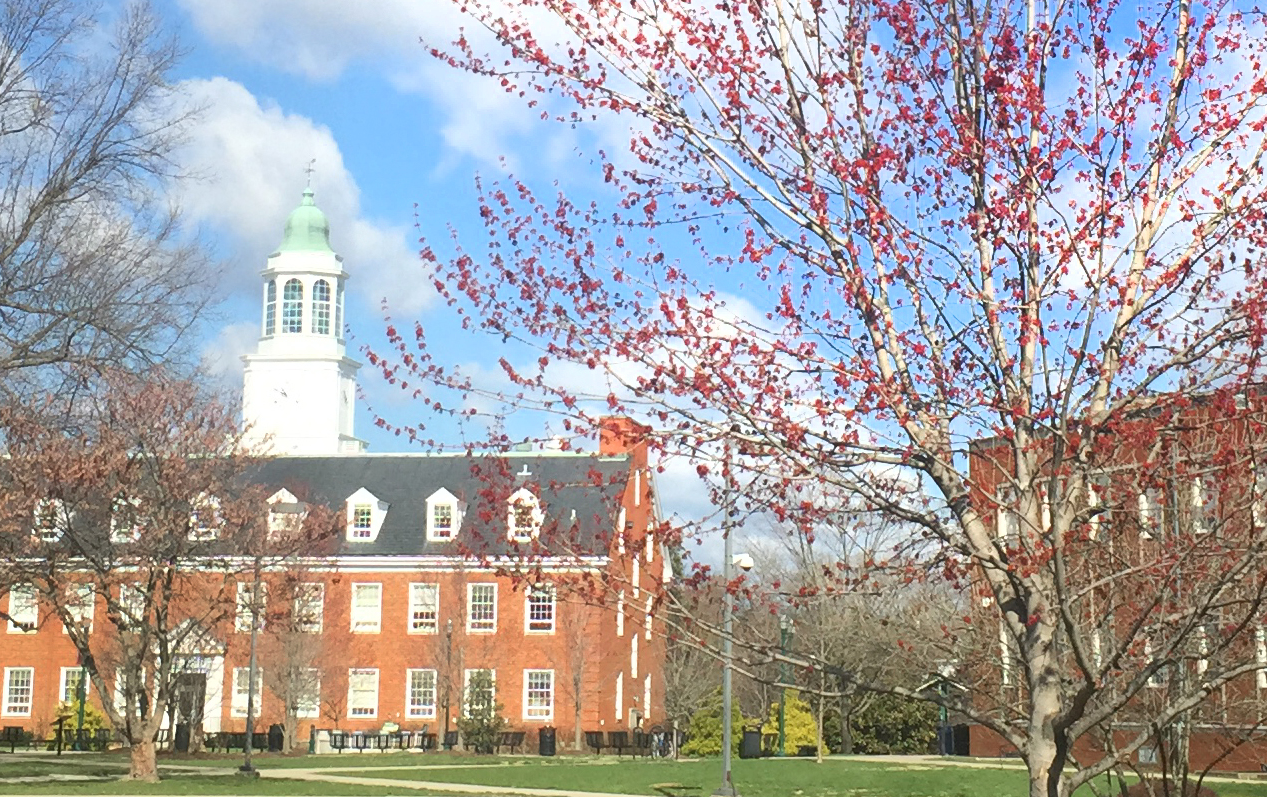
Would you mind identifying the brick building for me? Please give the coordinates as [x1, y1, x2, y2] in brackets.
[0, 188, 668, 748]
[965, 393, 1267, 772]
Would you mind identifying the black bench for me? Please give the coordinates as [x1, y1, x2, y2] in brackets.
[584, 730, 605, 754]
[608, 731, 630, 756]
[2, 726, 33, 753]
[498, 730, 526, 753]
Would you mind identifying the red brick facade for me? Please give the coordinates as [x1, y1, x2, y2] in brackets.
[0, 418, 667, 750]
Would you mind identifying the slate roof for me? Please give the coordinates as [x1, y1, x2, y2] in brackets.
[252, 452, 631, 558]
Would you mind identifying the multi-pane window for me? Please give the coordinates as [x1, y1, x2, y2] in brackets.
[996, 487, 1020, 542]
[1138, 487, 1164, 539]
[3, 668, 33, 716]
[406, 669, 437, 718]
[64, 585, 94, 634]
[467, 584, 497, 633]
[508, 488, 540, 541]
[110, 494, 142, 543]
[294, 583, 324, 633]
[296, 669, 321, 719]
[348, 669, 379, 718]
[351, 583, 382, 633]
[236, 582, 266, 633]
[526, 585, 555, 633]
[616, 590, 625, 637]
[523, 669, 554, 721]
[282, 279, 304, 333]
[463, 668, 495, 716]
[60, 667, 85, 704]
[33, 499, 67, 542]
[118, 585, 144, 628]
[264, 279, 276, 335]
[7, 585, 37, 634]
[408, 584, 438, 634]
[189, 493, 220, 541]
[311, 279, 331, 335]
[351, 504, 373, 539]
[334, 283, 344, 337]
[231, 667, 262, 717]
[432, 503, 454, 538]
[1191, 477, 1218, 535]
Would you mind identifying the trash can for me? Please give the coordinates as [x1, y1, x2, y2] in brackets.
[740, 728, 762, 759]
[268, 724, 284, 752]
[538, 726, 557, 756]
[174, 724, 191, 753]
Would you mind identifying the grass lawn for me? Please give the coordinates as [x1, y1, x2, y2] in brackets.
[0, 775, 435, 795]
[343, 758, 1267, 797]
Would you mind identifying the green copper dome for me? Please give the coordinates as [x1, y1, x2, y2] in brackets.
[276, 187, 333, 253]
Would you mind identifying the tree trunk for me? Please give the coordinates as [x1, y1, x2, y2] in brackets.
[1027, 676, 1068, 797]
[815, 666, 825, 764]
[125, 739, 159, 782]
[574, 701, 583, 751]
[283, 710, 298, 752]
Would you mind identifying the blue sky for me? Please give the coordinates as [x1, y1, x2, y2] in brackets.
[147, 0, 727, 547]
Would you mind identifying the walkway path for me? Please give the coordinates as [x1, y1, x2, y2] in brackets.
[264, 767, 650, 797]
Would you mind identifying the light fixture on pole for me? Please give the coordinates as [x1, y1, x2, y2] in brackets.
[777, 615, 793, 757]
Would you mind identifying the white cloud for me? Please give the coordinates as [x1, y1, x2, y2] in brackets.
[200, 320, 258, 385]
[171, 77, 432, 313]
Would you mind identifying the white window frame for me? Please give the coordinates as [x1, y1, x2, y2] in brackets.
[7, 585, 37, 634]
[406, 668, 437, 719]
[615, 671, 623, 720]
[351, 583, 383, 633]
[60, 667, 85, 704]
[467, 583, 497, 633]
[507, 487, 543, 542]
[110, 494, 142, 543]
[189, 492, 220, 541]
[645, 595, 654, 641]
[644, 674, 652, 722]
[236, 582, 266, 633]
[616, 590, 625, 637]
[525, 585, 555, 634]
[462, 668, 496, 717]
[348, 669, 379, 719]
[632, 557, 641, 598]
[294, 582, 324, 634]
[1138, 488, 1163, 540]
[64, 584, 94, 634]
[268, 488, 306, 539]
[345, 488, 388, 542]
[118, 585, 144, 628]
[425, 488, 462, 541]
[350, 503, 373, 539]
[996, 487, 1019, 543]
[408, 583, 439, 634]
[33, 498, 69, 542]
[296, 669, 321, 719]
[3, 667, 33, 717]
[523, 669, 554, 721]
[231, 667, 262, 718]
[1257, 628, 1267, 690]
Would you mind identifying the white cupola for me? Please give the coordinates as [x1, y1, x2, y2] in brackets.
[241, 186, 366, 455]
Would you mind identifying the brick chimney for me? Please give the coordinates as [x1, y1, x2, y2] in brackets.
[599, 416, 650, 470]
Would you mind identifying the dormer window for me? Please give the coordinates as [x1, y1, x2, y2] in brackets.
[345, 488, 388, 542]
[189, 493, 220, 541]
[507, 487, 542, 542]
[425, 488, 462, 541]
[33, 499, 69, 543]
[268, 488, 307, 538]
[109, 494, 141, 543]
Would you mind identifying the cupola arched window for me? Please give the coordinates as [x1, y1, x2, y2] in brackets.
[264, 280, 277, 335]
[282, 279, 303, 333]
[335, 282, 344, 338]
[312, 280, 331, 335]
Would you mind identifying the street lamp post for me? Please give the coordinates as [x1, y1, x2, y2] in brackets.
[777, 616, 793, 757]
[714, 442, 739, 797]
[239, 558, 262, 778]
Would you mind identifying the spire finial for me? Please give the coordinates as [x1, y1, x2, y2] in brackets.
[304, 159, 316, 189]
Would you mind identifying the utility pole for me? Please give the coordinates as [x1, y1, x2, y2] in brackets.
[239, 557, 262, 778]
[777, 616, 793, 757]
[714, 439, 738, 797]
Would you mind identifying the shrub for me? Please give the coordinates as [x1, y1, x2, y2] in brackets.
[455, 670, 508, 754]
[681, 690, 746, 757]
[761, 690, 819, 755]
[850, 693, 939, 754]
[47, 697, 109, 749]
